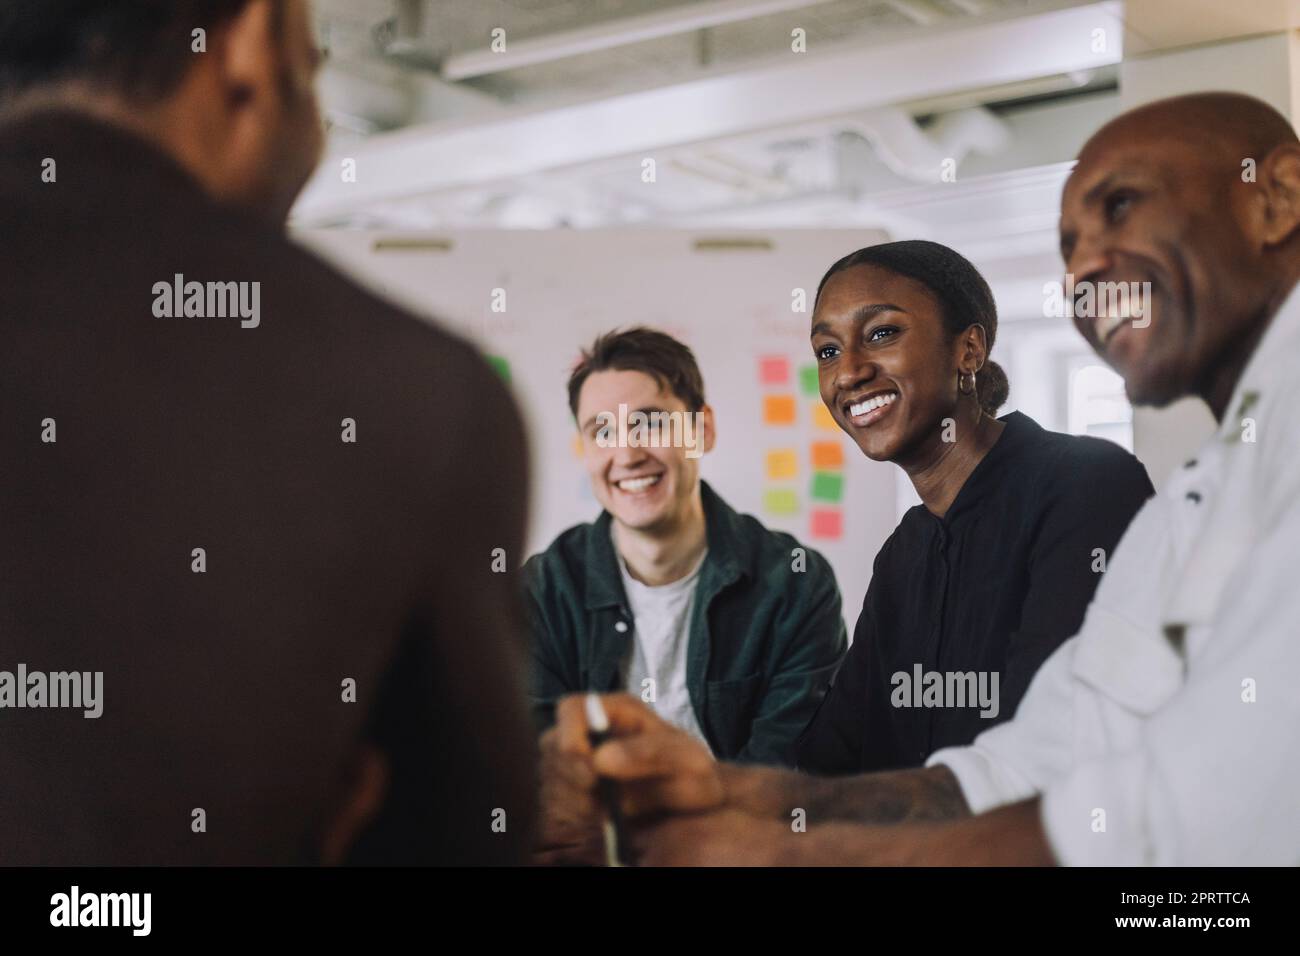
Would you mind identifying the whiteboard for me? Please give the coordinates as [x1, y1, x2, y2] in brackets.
[297, 229, 900, 630]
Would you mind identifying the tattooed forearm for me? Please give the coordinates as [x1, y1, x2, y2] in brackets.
[802, 764, 970, 825]
[719, 762, 970, 826]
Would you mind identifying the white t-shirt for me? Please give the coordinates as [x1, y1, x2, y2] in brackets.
[617, 543, 711, 751]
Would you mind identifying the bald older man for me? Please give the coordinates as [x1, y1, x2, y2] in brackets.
[549, 91, 1300, 866]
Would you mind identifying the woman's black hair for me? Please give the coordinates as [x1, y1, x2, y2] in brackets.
[815, 239, 1010, 416]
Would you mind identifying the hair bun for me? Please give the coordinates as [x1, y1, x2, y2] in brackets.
[977, 359, 1010, 416]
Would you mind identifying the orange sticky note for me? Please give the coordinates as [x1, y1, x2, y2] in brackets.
[813, 403, 838, 432]
[810, 508, 843, 540]
[811, 441, 844, 470]
[763, 395, 797, 425]
[766, 449, 798, 480]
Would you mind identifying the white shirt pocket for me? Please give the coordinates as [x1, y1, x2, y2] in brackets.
[1067, 603, 1183, 760]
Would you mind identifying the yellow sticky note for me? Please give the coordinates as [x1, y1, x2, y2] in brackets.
[763, 488, 799, 516]
[813, 402, 838, 431]
[763, 395, 797, 425]
[572, 433, 584, 459]
[766, 449, 798, 480]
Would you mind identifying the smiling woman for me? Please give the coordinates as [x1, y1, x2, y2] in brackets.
[810, 239, 1010, 470]
[795, 240, 1157, 775]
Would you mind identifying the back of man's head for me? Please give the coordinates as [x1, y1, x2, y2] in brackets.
[0, 1, 252, 102]
[0, 0, 325, 222]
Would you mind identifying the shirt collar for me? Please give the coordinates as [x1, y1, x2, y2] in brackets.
[942, 410, 1041, 522]
[0, 108, 276, 238]
[583, 480, 746, 611]
[1214, 277, 1300, 444]
[1160, 277, 1300, 636]
[0, 107, 209, 200]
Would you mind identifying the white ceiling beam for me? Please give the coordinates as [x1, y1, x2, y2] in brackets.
[294, 2, 1122, 225]
[441, 0, 839, 81]
[883, 0, 948, 27]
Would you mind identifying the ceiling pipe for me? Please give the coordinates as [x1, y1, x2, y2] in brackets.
[295, 2, 1122, 223]
[843, 105, 1011, 183]
[440, 0, 836, 81]
[379, 0, 439, 68]
[883, 0, 947, 26]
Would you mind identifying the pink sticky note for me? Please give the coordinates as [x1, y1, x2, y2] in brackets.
[759, 356, 790, 385]
[810, 508, 843, 540]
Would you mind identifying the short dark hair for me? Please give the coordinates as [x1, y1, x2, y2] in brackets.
[0, 0, 257, 102]
[567, 327, 706, 420]
[815, 239, 1010, 416]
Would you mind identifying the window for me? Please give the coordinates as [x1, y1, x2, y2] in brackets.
[1067, 359, 1132, 451]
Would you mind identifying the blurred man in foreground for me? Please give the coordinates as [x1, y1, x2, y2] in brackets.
[554, 92, 1300, 866]
[0, 0, 535, 863]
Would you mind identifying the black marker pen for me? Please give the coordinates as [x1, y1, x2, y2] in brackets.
[585, 693, 630, 867]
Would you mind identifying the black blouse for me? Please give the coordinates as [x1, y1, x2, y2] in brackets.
[795, 411, 1154, 775]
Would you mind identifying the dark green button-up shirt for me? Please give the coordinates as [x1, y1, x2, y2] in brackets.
[523, 481, 846, 765]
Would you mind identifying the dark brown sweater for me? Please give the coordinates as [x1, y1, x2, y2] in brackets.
[0, 110, 535, 864]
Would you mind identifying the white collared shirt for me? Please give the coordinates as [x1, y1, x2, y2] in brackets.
[928, 281, 1300, 865]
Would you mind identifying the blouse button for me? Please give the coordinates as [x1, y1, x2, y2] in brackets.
[614, 620, 629, 633]
[1185, 491, 1202, 504]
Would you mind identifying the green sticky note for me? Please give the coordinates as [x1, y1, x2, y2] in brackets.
[763, 488, 799, 515]
[810, 471, 843, 503]
[799, 364, 819, 397]
[487, 355, 511, 383]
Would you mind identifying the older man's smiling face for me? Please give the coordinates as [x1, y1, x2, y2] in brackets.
[1058, 114, 1268, 411]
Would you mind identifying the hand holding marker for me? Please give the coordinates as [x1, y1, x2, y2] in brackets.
[585, 693, 630, 867]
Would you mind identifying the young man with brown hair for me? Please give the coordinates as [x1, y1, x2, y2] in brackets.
[527, 328, 846, 862]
